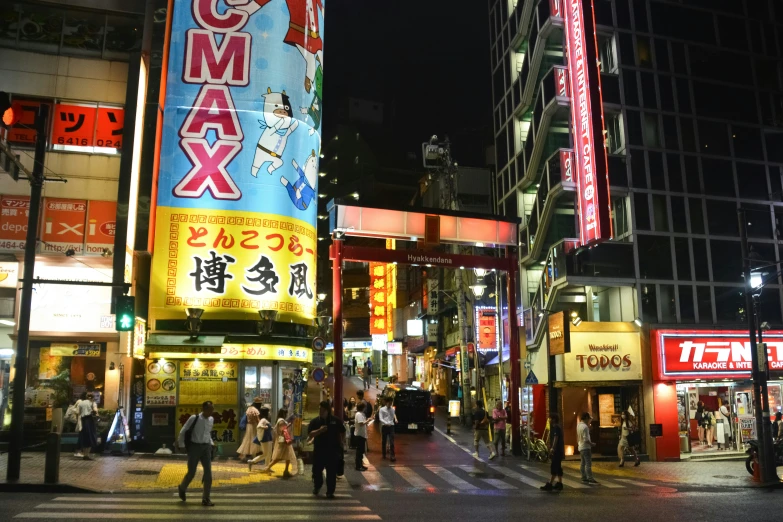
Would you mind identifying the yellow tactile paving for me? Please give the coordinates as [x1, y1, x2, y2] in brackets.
[122, 462, 302, 490]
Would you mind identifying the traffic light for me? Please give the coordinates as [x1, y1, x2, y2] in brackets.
[115, 295, 135, 332]
[0, 92, 21, 127]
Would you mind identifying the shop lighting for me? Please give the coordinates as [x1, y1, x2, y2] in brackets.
[0, 348, 13, 357]
[317, 292, 327, 301]
[474, 268, 487, 277]
[570, 311, 578, 318]
[469, 282, 487, 298]
[571, 316, 582, 327]
[258, 310, 278, 335]
[633, 318, 643, 327]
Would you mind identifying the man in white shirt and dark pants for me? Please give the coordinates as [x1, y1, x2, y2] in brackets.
[577, 412, 598, 485]
[178, 401, 216, 506]
[378, 396, 397, 461]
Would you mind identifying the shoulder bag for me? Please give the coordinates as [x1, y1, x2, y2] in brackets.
[183, 415, 200, 450]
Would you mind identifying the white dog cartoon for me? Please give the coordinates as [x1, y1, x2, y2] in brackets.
[251, 88, 299, 177]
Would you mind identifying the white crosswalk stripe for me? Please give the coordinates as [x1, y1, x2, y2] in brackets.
[341, 462, 661, 494]
[13, 494, 381, 520]
[424, 465, 479, 490]
[517, 464, 589, 488]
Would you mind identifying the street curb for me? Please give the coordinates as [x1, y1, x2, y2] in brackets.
[0, 483, 96, 494]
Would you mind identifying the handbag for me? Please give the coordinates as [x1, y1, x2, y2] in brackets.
[282, 424, 293, 444]
[239, 414, 248, 431]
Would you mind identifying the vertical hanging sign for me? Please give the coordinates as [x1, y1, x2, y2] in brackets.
[563, 0, 612, 246]
[150, 0, 325, 323]
[369, 262, 387, 334]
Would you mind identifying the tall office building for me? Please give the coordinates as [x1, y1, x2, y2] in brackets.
[490, 0, 783, 460]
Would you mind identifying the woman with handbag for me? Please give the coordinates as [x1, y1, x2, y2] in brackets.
[248, 407, 272, 471]
[263, 408, 298, 478]
[76, 392, 99, 461]
[237, 397, 263, 461]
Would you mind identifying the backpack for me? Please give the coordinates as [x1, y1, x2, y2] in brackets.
[65, 404, 79, 424]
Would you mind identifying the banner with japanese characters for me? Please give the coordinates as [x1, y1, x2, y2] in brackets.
[0, 195, 31, 252]
[150, 0, 325, 323]
[176, 405, 238, 445]
[369, 263, 387, 334]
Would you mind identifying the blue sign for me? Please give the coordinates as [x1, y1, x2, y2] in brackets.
[312, 367, 325, 383]
[525, 370, 538, 385]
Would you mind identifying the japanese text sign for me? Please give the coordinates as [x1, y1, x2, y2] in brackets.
[176, 405, 238, 444]
[0, 195, 31, 252]
[563, 0, 612, 246]
[41, 197, 87, 254]
[52, 103, 97, 148]
[477, 310, 497, 351]
[151, 0, 326, 323]
[95, 107, 125, 149]
[86, 200, 117, 255]
[654, 330, 783, 380]
[145, 359, 178, 406]
[370, 262, 387, 334]
[180, 360, 238, 380]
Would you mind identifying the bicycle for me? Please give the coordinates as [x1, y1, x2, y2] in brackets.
[520, 427, 550, 462]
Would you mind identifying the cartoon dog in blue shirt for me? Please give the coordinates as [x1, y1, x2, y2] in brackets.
[281, 150, 318, 210]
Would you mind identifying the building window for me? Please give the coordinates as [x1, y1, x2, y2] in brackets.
[598, 33, 618, 73]
[605, 112, 624, 154]
[515, 119, 530, 155]
[612, 196, 630, 239]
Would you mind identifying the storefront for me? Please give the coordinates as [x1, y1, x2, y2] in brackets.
[142, 338, 311, 454]
[650, 329, 783, 461]
[553, 319, 646, 456]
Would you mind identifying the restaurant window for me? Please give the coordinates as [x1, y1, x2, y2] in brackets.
[638, 235, 673, 280]
[598, 33, 618, 73]
[674, 237, 691, 280]
[660, 284, 676, 323]
[678, 285, 695, 323]
[688, 198, 705, 234]
[710, 240, 742, 283]
[696, 286, 713, 323]
[692, 239, 710, 281]
[605, 112, 624, 153]
[714, 286, 746, 323]
[707, 199, 739, 236]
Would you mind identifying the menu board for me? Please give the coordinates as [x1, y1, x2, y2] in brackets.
[598, 394, 616, 427]
[175, 404, 238, 444]
[179, 361, 238, 406]
[145, 360, 177, 406]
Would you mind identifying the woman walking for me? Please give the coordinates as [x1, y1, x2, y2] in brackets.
[695, 401, 705, 446]
[263, 408, 298, 478]
[237, 397, 263, 461]
[492, 400, 507, 458]
[617, 412, 640, 467]
[248, 407, 272, 471]
[345, 397, 357, 449]
[77, 392, 99, 460]
[354, 402, 370, 471]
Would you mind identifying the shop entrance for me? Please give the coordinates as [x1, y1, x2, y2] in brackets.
[676, 382, 782, 457]
[241, 363, 299, 415]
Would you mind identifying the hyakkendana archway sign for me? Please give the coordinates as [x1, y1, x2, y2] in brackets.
[327, 200, 523, 454]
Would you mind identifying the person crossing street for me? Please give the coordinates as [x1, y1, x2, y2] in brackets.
[308, 400, 346, 499]
[177, 401, 216, 507]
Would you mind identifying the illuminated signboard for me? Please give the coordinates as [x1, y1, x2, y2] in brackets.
[370, 262, 387, 334]
[150, 0, 324, 323]
[653, 330, 783, 380]
[563, 0, 612, 246]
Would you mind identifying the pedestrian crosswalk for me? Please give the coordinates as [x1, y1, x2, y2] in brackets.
[13, 494, 381, 520]
[341, 462, 663, 494]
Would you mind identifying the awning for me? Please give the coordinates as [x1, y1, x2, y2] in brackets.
[146, 335, 226, 349]
[486, 349, 510, 366]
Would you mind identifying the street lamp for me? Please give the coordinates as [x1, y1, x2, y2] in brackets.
[469, 280, 487, 298]
[257, 310, 278, 335]
[474, 268, 488, 278]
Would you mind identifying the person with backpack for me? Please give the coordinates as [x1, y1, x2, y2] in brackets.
[263, 408, 298, 477]
[177, 401, 216, 507]
[473, 400, 495, 459]
[248, 407, 273, 471]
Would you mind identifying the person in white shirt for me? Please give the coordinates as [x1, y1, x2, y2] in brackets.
[76, 392, 99, 460]
[378, 396, 398, 461]
[177, 401, 216, 507]
[354, 403, 370, 471]
[577, 412, 598, 485]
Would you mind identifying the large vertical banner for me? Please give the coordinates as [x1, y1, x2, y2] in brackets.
[369, 262, 387, 335]
[150, 0, 324, 323]
[563, 0, 612, 246]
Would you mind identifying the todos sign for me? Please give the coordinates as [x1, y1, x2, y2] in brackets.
[654, 330, 783, 379]
[150, 0, 325, 323]
[564, 331, 642, 381]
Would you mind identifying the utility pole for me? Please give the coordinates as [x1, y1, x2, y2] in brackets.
[738, 209, 776, 483]
[456, 268, 472, 424]
[7, 104, 48, 481]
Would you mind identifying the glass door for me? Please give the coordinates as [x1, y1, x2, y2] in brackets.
[242, 364, 274, 411]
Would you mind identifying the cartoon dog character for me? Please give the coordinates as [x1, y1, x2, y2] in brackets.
[251, 88, 299, 177]
[281, 150, 318, 210]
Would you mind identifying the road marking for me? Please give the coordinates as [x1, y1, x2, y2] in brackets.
[614, 478, 655, 487]
[434, 427, 486, 463]
[562, 470, 625, 488]
[18, 515, 380, 521]
[517, 464, 588, 489]
[481, 478, 517, 490]
[59, 497, 358, 504]
[425, 465, 479, 490]
[489, 465, 546, 488]
[35, 504, 371, 512]
[361, 463, 393, 490]
[394, 466, 434, 488]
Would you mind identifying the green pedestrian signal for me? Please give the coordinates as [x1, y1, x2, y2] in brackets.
[115, 295, 135, 332]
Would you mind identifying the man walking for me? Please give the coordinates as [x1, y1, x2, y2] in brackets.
[472, 400, 495, 459]
[308, 400, 346, 499]
[352, 357, 357, 376]
[363, 362, 371, 390]
[540, 413, 565, 491]
[378, 396, 397, 462]
[177, 401, 215, 507]
[577, 412, 598, 485]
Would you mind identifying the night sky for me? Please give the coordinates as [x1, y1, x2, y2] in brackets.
[321, 1, 493, 168]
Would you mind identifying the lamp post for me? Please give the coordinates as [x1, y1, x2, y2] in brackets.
[738, 209, 777, 483]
